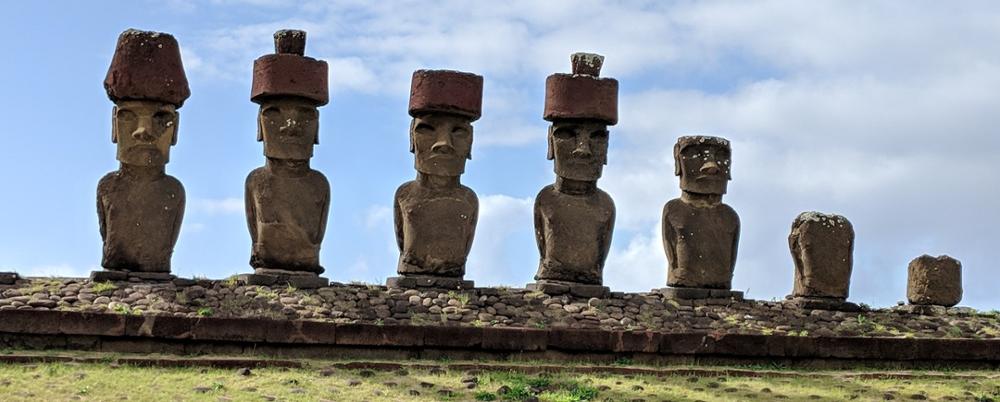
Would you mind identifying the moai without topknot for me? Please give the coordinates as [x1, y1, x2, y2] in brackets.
[786, 212, 859, 311]
[527, 53, 617, 298]
[659, 136, 742, 300]
[239, 30, 330, 288]
[906, 255, 962, 311]
[386, 70, 483, 290]
[94, 29, 190, 282]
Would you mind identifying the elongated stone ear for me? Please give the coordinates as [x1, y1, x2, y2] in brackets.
[257, 111, 264, 142]
[466, 125, 473, 160]
[673, 142, 682, 176]
[408, 119, 416, 154]
[171, 112, 179, 145]
[111, 106, 118, 144]
[546, 126, 555, 161]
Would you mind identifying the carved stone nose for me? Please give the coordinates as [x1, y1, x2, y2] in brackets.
[131, 126, 152, 141]
[701, 161, 720, 175]
[432, 141, 455, 154]
[573, 140, 592, 157]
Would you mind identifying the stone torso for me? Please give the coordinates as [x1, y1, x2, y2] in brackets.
[534, 185, 615, 284]
[394, 181, 478, 277]
[97, 171, 185, 272]
[662, 198, 739, 289]
[245, 167, 330, 273]
[790, 216, 853, 299]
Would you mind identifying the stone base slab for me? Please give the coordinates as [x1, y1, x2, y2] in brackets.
[784, 296, 860, 312]
[386, 276, 474, 290]
[235, 273, 329, 289]
[526, 280, 610, 298]
[0, 272, 19, 285]
[894, 304, 949, 316]
[655, 287, 744, 301]
[90, 270, 175, 282]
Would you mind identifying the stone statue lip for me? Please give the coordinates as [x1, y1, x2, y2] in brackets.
[693, 174, 726, 181]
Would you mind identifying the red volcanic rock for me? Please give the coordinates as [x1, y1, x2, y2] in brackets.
[543, 52, 618, 124]
[104, 29, 190, 107]
[251, 30, 328, 106]
[408, 70, 483, 121]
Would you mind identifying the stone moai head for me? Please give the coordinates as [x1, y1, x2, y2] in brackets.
[104, 29, 190, 167]
[543, 53, 619, 181]
[674, 136, 732, 195]
[907, 255, 962, 307]
[789, 212, 855, 299]
[407, 70, 483, 177]
[251, 30, 329, 161]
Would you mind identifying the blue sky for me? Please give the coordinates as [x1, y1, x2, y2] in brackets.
[2, 1, 999, 309]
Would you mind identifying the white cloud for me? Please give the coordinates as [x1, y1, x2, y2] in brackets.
[466, 194, 536, 286]
[189, 197, 244, 215]
[8, 264, 92, 278]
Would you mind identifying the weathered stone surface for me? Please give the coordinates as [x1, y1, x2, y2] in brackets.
[104, 29, 190, 107]
[785, 296, 860, 312]
[907, 255, 962, 307]
[0, 273, 19, 285]
[532, 54, 617, 290]
[656, 287, 743, 301]
[408, 70, 482, 120]
[543, 53, 618, 124]
[662, 136, 739, 290]
[251, 30, 328, 106]
[789, 212, 854, 300]
[394, 70, 482, 284]
[98, 29, 188, 275]
[236, 272, 328, 289]
[385, 276, 474, 290]
[245, 30, 330, 279]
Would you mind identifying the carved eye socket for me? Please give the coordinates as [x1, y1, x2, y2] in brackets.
[451, 126, 470, 137]
[553, 127, 574, 139]
[590, 129, 609, 140]
[415, 122, 435, 134]
[117, 109, 136, 121]
[297, 107, 318, 122]
[262, 107, 281, 122]
[153, 111, 173, 128]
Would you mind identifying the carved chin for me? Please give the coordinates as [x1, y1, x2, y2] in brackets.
[264, 143, 313, 160]
[119, 148, 167, 166]
[555, 162, 603, 181]
[680, 178, 728, 195]
[415, 157, 466, 176]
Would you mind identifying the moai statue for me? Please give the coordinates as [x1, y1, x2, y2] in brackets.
[240, 30, 330, 289]
[659, 136, 742, 300]
[907, 255, 962, 308]
[387, 70, 483, 290]
[95, 29, 190, 282]
[527, 53, 617, 298]
[786, 212, 859, 311]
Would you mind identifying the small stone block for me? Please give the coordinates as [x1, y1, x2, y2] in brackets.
[0, 272, 19, 285]
[128, 272, 175, 281]
[786, 296, 859, 312]
[386, 276, 474, 290]
[526, 281, 570, 295]
[284, 275, 329, 289]
[90, 270, 128, 282]
[568, 284, 610, 298]
[894, 304, 947, 316]
[710, 289, 744, 300]
[172, 278, 196, 287]
[236, 273, 328, 289]
[386, 276, 417, 288]
[656, 287, 710, 299]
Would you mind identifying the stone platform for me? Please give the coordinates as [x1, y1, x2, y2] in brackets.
[654, 287, 744, 301]
[784, 296, 861, 312]
[386, 275, 474, 290]
[526, 280, 610, 298]
[90, 270, 175, 282]
[235, 272, 329, 289]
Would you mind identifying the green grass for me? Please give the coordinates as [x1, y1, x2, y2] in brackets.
[0, 359, 997, 402]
